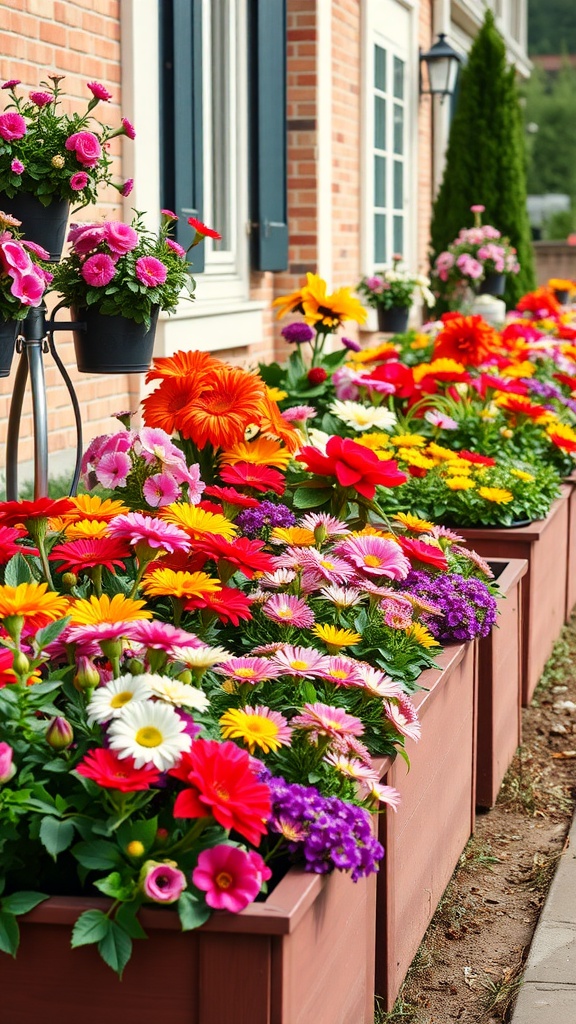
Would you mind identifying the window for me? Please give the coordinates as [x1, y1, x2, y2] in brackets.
[372, 42, 406, 266]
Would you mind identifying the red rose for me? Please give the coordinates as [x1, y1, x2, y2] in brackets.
[296, 435, 407, 500]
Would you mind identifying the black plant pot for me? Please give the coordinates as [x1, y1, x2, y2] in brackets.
[72, 306, 159, 374]
[478, 272, 506, 297]
[1, 193, 70, 263]
[554, 288, 570, 305]
[377, 305, 409, 334]
[0, 320, 19, 377]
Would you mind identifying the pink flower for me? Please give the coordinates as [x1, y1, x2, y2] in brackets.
[361, 781, 401, 810]
[109, 511, 191, 554]
[193, 845, 271, 913]
[69, 224, 107, 254]
[0, 741, 15, 783]
[161, 209, 178, 219]
[121, 117, 136, 140]
[143, 472, 180, 507]
[29, 91, 52, 107]
[65, 131, 102, 168]
[140, 860, 186, 903]
[105, 221, 139, 255]
[120, 178, 134, 197]
[281, 405, 317, 424]
[272, 645, 328, 678]
[298, 547, 355, 584]
[138, 426, 184, 465]
[384, 695, 421, 742]
[81, 252, 116, 287]
[10, 158, 24, 174]
[130, 619, 202, 652]
[0, 241, 32, 273]
[10, 270, 45, 306]
[299, 512, 350, 538]
[336, 535, 411, 580]
[470, 204, 485, 214]
[95, 450, 131, 488]
[22, 240, 50, 260]
[2, 80, 20, 90]
[455, 254, 483, 280]
[315, 655, 363, 688]
[291, 702, 364, 740]
[263, 594, 315, 628]
[70, 171, 89, 191]
[87, 81, 112, 101]
[424, 410, 459, 430]
[135, 256, 167, 287]
[166, 238, 186, 257]
[214, 656, 282, 684]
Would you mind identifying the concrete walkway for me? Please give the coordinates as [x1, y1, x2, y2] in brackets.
[511, 810, 576, 1021]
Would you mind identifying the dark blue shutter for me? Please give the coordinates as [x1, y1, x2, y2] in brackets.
[249, 0, 288, 272]
[161, 0, 204, 270]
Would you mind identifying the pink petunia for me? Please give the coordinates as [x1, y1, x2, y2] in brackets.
[120, 178, 134, 197]
[95, 450, 131, 488]
[165, 238, 186, 257]
[69, 223, 107, 254]
[192, 845, 271, 913]
[135, 256, 167, 287]
[81, 252, 116, 287]
[10, 270, 45, 306]
[1, 241, 32, 273]
[22, 240, 50, 260]
[143, 472, 180, 507]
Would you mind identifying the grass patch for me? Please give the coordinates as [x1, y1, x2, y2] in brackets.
[479, 963, 524, 1021]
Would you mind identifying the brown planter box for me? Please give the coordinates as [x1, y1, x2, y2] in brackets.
[564, 473, 576, 623]
[458, 486, 570, 706]
[1, 866, 377, 1024]
[476, 558, 528, 809]
[375, 641, 478, 1009]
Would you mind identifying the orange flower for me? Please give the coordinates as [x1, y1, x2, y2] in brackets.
[176, 365, 266, 450]
[433, 315, 499, 367]
[219, 436, 292, 469]
[146, 349, 217, 383]
[515, 287, 561, 318]
[272, 285, 305, 319]
[259, 389, 300, 453]
[142, 568, 221, 599]
[59, 495, 129, 523]
[0, 582, 69, 624]
[70, 593, 152, 624]
[142, 376, 199, 436]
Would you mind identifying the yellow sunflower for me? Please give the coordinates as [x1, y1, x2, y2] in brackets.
[301, 273, 367, 329]
[142, 569, 221, 599]
[161, 503, 237, 540]
[70, 593, 152, 624]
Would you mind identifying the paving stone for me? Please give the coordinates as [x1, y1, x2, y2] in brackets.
[512, 981, 576, 1022]
[522, 922, 576, 984]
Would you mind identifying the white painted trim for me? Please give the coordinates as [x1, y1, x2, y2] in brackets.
[316, 0, 333, 286]
[120, 0, 161, 230]
[155, 302, 266, 357]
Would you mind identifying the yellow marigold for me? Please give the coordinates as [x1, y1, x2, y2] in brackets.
[445, 477, 476, 491]
[70, 593, 152, 624]
[271, 526, 316, 546]
[510, 468, 535, 482]
[399, 449, 435, 470]
[477, 486, 514, 504]
[392, 513, 435, 532]
[426, 442, 460, 461]
[500, 361, 536, 379]
[445, 461, 473, 475]
[60, 495, 129, 523]
[412, 358, 466, 383]
[390, 433, 426, 448]
[345, 342, 398, 364]
[353, 433, 391, 451]
[142, 569, 221, 599]
[219, 436, 292, 469]
[405, 623, 440, 648]
[63, 519, 110, 540]
[0, 582, 69, 622]
[311, 623, 362, 649]
[161, 503, 237, 540]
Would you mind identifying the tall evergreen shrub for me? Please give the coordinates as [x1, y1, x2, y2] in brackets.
[430, 10, 535, 307]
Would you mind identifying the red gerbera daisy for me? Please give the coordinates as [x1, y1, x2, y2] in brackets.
[194, 535, 274, 578]
[458, 450, 497, 467]
[49, 536, 132, 573]
[0, 497, 74, 529]
[220, 462, 286, 495]
[187, 216, 222, 241]
[203, 485, 260, 509]
[184, 585, 253, 626]
[169, 738, 271, 846]
[75, 748, 161, 791]
[0, 526, 37, 564]
[432, 315, 500, 367]
[397, 536, 448, 571]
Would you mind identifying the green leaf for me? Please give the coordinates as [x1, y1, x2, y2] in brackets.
[98, 920, 133, 977]
[115, 901, 147, 940]
[39, 817, 75, 858]
[292, 486, 331, 509]
[72, 840, 122, 871]
[94, 872, 135, 901]
[4, 553, 32, 587]
[33, 617, 71, 651]
[71, 909, 110, 948]
[0, 911, 19, 956]
[1, 892, 49, 916]
[177, 891, 211, 932]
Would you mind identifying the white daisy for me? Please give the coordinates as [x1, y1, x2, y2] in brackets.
[148, 675, 210, 711]
[329, 400, 397, 432]
[171, 644, 230, 669]
[107, 700, 191, 770]
[86, 673, 153, 726]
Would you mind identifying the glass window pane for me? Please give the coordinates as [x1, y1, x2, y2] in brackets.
[375, 214, 386, 264]
[375, 45, 386, 91]
[375, 96, 386, 150]
[393, 160, 403, 208]
[393, 56, 404, 100]
[374, 155, 386, 208]
[211, 0, 230, 250]
[393, 103, 403, 156]
[393, 215, 403, 256]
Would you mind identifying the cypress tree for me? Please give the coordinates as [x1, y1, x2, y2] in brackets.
[430, 10, 535, 307]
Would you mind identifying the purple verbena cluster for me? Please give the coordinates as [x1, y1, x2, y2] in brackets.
[267, 776, 384, 882]
[402, 570, 497, 643]
[236, 501, 296, 539]
[526, 378, 576, 415]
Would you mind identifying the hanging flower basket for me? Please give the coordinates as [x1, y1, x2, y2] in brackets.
[72, 307, 159, 374]
[478, 272, 506, 296]
[1, 193, 69, 263]
[377, 305, 409, 334]
[0, 319, 18, 377]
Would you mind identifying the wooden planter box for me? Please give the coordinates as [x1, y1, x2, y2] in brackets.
[458, 486, 570, 706]
[375, 641, 478, 1009]
[1, 866, 377, 1024]
[564, 473, 576, 623]
[476, 558, 528, 809]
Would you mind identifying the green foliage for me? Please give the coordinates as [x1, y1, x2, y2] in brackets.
[430, 10, 535, 307]
[522, 63, 576, 207]
[528, 0, 576, 55]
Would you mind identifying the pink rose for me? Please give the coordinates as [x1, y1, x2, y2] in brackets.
[0, 112, 26, 141]
[105, 222, 139, 255]
[0, 240, 32, 273]
[70, 172, 89, 191]
[10, 269, 45, 306]
[65, 131, 102, 168]
[139, 860, 186, 904]
[135, 256, 167, 287]
[10, 158, 24, 174]
[81, 252, 117, 287]
[0, 742, 15, 784]
[192, 845, 271, 913]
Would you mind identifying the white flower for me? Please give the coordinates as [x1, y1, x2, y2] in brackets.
[86, 673, 154, 726]
[171, 644, 230, 669]
[148, 675, 210, 711]
[329, 400, 397, 432]
[107, 700, 191, 770]
[306, 428, 331, 453]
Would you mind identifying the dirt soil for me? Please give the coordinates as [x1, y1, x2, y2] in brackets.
[379, 618, 576, 1024]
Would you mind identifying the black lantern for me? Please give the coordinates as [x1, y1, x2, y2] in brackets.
[419, 33, 462, 102]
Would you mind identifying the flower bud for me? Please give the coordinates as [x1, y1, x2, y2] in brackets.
[51, 154, 65, 168]
[73, 655, 100, 692]
[176, 669, 193, 685]
[12, 650, 30, 676]
[125, 658, 145, 675]
[0, 742, 16, 784]
[46, 716, 74, 750]
[155, 828, 169, 844]
[139, 860, 186, 904]
[126, 840, 145, 858]
[61, 572, 77, 591]
[500, 427, 513, 438]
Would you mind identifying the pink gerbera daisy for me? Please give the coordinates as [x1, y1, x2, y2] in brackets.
[291, 701, 364, 740]
[360, 781, 402, 810]
[354, 663, 404, 700]
[383, 696, 421, 742]
[110, 512, 190, 556]
[298, 512, 350, 538]
[214, 656, 282, 684]
[129, 620, 202, 652]
[319, 585, 363, 609]
[66, 621, 138, 646]
[298, 547, 356, 584]
[259, 568, 297, 589]
[271, 645, 328, 678]
[336, 535, 411, 580]
[324, 753, 379, 782]
[262, 594, 315, 628]
[315, 656, 363, 688]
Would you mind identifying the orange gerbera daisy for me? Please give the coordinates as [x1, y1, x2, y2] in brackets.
[0, 581, 69, 623]
[259, 389, 300, 453]
[59, 495, 129, 523]
[219, 436, 292, 469]
[176, 365, 266, 450]
[141, 376, 197, 436]
[146, 348, 218, 384]
[142, 568, 221, 599]
[432, 315, 499, 367]
[63, 519, 110, 540]
[69, 593, 152, 624]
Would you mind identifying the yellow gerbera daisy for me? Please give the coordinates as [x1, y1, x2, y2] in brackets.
[271, 526, 317, 546]
[500, 361, 536, 379]
[0, 582, 69, 622]
[390, 434, 426, 448]
[445, 461, 473, 475]
[412, 358, 466, 383]
[219, 436, 292, 469]
[405, 623, 440, 648]
[311, 623, 361, 650]
[477, 486, 514, 504]
[142, 568, 221, 599]
[219, 707, 290, 755]
[70, 593, 152, 624]
[60, 495, 129, 523]
[161, 503, 237, 540]
[510, 468, 535, 482]
[63, 519, 110, 540]
[445, 477, 476, 491]
[392, 513, 435, 532]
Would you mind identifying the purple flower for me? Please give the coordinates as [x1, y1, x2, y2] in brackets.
[401, 570, 497, 643]
[281, 322, 315, 344]
[236, 501, 296, 539]
[120, 178, 134, 197]
[341, 336, 362, 352]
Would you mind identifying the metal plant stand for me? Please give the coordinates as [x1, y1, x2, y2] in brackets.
[5, 302, 85, 500]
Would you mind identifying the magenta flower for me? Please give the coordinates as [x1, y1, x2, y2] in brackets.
[65, 130, 102, 168]
[2, 80, 21, 90]
[66, 621, 139, 647]
[10, 158, 24, 174]
[1, 241, 32, 273]
[281, 405, 317, 424]
[29, 91, 52, 107]
[10, 270, 45, 306]
[262, 594, 315, 629]
[109, 511, 191, 554]
[138, 426, 185, 466]
[140, 860, 186, 904]
[354, 663, 404, 699]
[95, 449, 131, 488]
[0, 741, 15, 784]
[105, 221, 139, 255]
[161, 209, 178, 219]
[166, 238, 186, 257]
[291, 702, 364, 740]
[298, 512, 350, 538]
[143, 472, 180, 507]
[336, 535, 411, 580]
[135, 255, 168, 287]
[383, 696, 421, 742]
[70, 171, 89, 191]
[121, 117, 136, 139]
[130, 619, 202, 652]
[22, 240, 50, 260]
[120, 178, 134, 197]
[81, 252, 117, 288]
[470, 204, 485, 214]
[69, 223, 107, 254]
[213, 656, 282, 684]
[87, 81, 112, 101]
[315, 655, 363, 688]
[192, 845, 271, 912]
